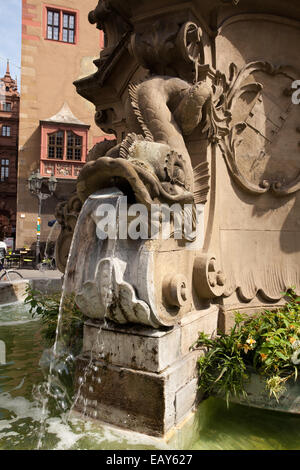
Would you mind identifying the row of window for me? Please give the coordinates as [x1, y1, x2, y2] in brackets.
[0, 159, 9, 181]
[48, 130, 82, 161]
[1, 126, 11, 137]
[1, 103, 12, 112]
[47, 9, 76, 44]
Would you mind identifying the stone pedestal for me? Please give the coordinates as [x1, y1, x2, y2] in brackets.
[75, 306, 218, 437]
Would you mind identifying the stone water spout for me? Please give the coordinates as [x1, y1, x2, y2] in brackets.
[63, 186, 199, 328]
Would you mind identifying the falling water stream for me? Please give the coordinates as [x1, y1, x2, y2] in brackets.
[2, 191, 300, 449]
[44, 221, 59, 261]
[36, 191, 124, 449]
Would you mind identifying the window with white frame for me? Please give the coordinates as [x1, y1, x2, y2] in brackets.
[2, 126, 11, 137]
[46, 8, 76, 44]
[48, 130, 64, 159]
[66, 131, 82, 161]
[2, 102, 11, 112]
[0, 159, 9, 181]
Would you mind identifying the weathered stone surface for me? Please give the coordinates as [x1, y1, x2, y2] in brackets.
[75, 356, 166, 436]
[83, 306, 218, 373]
[83, 321, 181, 373]
[75, 349, 200, 437]
[0, 278, 62, 305]
[180, 306, 218, 356]
[230, 372, 300, 415]
[175, 378, 198, 425]
[30, 278, 63, 295]
[76, 308, 216, 436]
[218, 293, 285, 333]
[0, 280, 28, 305]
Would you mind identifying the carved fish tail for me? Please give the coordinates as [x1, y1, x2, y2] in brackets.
[193, 161, 210, 205]
[128, 82, 154, 142]
[119, 133, 138, 159]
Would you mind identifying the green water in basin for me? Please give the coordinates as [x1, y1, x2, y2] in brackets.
[1, 303, 300, 450]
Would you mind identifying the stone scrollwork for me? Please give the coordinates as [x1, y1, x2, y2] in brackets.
[176, 22, 205, 81]
[193, 254, 226, 299]
[131, 20, 205, 82]
[76, 257, 153, 326]
[162, 273, 191, 309]
[208, 61, 300, 196]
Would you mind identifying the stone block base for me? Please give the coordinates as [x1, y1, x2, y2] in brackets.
[74, 306, 218, 437]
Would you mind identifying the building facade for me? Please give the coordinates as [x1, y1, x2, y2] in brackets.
[0, 62, 20, 245]
[17, 0, 107, 249]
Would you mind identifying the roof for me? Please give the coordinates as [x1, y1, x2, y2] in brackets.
[41, 102, 89, 126]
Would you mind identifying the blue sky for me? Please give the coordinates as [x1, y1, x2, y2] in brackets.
[0, 0, 22, 86]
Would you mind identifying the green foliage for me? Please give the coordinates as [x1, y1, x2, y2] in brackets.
[24, 285, 84, 354]
[193, 289, 300, 403]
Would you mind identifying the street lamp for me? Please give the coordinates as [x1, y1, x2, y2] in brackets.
[28, 171, 57, 267]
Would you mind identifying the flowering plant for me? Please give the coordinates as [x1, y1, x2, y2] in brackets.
[193, 289, 300, 404]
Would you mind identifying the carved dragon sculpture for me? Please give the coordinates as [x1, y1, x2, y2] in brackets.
[77, 76, 212, 212]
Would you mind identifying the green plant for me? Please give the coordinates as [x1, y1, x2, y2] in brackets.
[193, 289, 300, 404]
[24, 285, 84, 354]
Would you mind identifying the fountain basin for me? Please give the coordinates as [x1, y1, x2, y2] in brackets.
[2, 303, 300, 449]
[229, 372, 300, 415]
[0, 278, 63, 306]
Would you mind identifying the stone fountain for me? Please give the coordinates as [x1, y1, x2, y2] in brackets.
[55, 0, 300, 437]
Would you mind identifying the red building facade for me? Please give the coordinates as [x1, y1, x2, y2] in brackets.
[17, 0, 107, 249]
[0, 61, 19, 241]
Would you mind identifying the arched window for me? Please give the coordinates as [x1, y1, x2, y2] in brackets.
[67, 131, 82, 161]
[48, 131, 64, 159]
